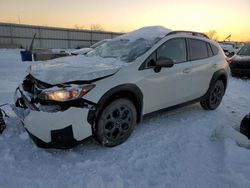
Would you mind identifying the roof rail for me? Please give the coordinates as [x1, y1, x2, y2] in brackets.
[166, 31, 209, 39]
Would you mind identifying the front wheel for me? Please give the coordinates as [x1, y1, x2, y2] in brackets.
[200, 80, 225, 110]
[95, 99, 137, 147]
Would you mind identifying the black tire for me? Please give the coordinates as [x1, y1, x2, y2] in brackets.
[95, 99, 137, 147]
[200, 80, 225, 110]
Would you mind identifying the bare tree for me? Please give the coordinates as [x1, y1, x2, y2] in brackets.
[204, 30, 219, 41]
[74, 24, 86, 30]
[90, 24, 104, 31]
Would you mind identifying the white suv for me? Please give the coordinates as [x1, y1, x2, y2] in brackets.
[14, 26, 230, 148]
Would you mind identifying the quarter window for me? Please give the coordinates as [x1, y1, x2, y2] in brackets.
[210, 44, 219, 55]
[189, 39, 208, 60]
[157, 38, 187, 63]
[207, 43, 213, 57]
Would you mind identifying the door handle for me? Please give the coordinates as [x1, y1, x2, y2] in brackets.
[183, 68, 191, 74]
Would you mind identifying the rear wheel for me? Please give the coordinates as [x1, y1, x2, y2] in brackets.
[95, 99, 137, 147]
[200, 80, 225, 110]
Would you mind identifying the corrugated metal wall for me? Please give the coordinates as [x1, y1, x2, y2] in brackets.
[0, 23, 122, 49]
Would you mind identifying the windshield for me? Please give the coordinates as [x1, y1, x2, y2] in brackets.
[90, 39, 110, 49]
[86, 26, 171, 62]
[237, 44, 250, 56]
[87, 38, 159, 62]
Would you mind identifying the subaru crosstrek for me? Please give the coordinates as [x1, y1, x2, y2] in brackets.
[13, 26, 230, 148]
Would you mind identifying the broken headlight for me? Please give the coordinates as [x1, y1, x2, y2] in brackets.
[37, 84, 95, 102]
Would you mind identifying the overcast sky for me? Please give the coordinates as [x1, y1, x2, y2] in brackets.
[0, 0, 249, 41]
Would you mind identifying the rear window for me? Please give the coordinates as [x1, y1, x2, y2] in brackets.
[189, 39, 208, 61]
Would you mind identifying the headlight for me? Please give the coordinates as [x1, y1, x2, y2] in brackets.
[38, 84, 95, 102]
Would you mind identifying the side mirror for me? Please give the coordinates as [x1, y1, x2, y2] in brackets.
[153, 58, 174, 73]
[156, 58, 174, 68]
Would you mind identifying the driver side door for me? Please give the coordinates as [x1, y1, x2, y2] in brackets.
[137, 38, 194, 114]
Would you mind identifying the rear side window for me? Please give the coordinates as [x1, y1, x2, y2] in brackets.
[207, 43, 213, 57]
[189, 39, 208, 61]
[157, 38, 187, 63]
[210, 44, 219, 55]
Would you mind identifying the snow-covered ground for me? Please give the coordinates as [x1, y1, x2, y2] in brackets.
[0, 49, 250, 188]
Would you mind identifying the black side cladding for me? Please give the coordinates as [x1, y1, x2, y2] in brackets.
[88, 84, 143, 137]
[27, 125, 85, 149]
[240, 113, 250, 139]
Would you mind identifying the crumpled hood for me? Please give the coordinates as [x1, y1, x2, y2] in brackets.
[28, 55, 123, 85]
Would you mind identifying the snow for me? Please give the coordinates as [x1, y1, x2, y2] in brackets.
[1, 49, 250, 188]
[211, 124, 250, 148]
[113, 26, 171, 43]
[87, 26, 171, 62]
[29, 26, 171, 85]
[51, 49, 75, 54]
[29, 55, 122, 85]
[71, 48, 92, 55]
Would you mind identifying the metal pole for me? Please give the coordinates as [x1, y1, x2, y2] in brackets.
[67, 30, 71, 48]
[9, 24, 13, 45]
[90, 30, 93, 46]
[18, 14, 21, 24]
[38, 27, 42, 49]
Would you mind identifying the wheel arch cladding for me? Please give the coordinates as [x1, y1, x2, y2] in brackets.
[217, 74, 227, 89]
[210, 69, 228, 90]
[92, 84, 143, 126]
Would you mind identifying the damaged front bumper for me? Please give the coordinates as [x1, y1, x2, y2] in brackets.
[13, 85, 95, 149]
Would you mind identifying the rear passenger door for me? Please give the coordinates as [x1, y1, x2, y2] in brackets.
[188, 38, 217, 98]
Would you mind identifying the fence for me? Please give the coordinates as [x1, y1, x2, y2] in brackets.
[0, 22, 123, 49]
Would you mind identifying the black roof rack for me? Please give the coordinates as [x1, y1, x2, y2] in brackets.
[166, 31, 209, 39]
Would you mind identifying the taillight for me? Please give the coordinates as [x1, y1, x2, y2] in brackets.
[226, 57, 232, 64]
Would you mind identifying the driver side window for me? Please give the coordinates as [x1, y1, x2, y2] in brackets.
[157, 38, 187, 63]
